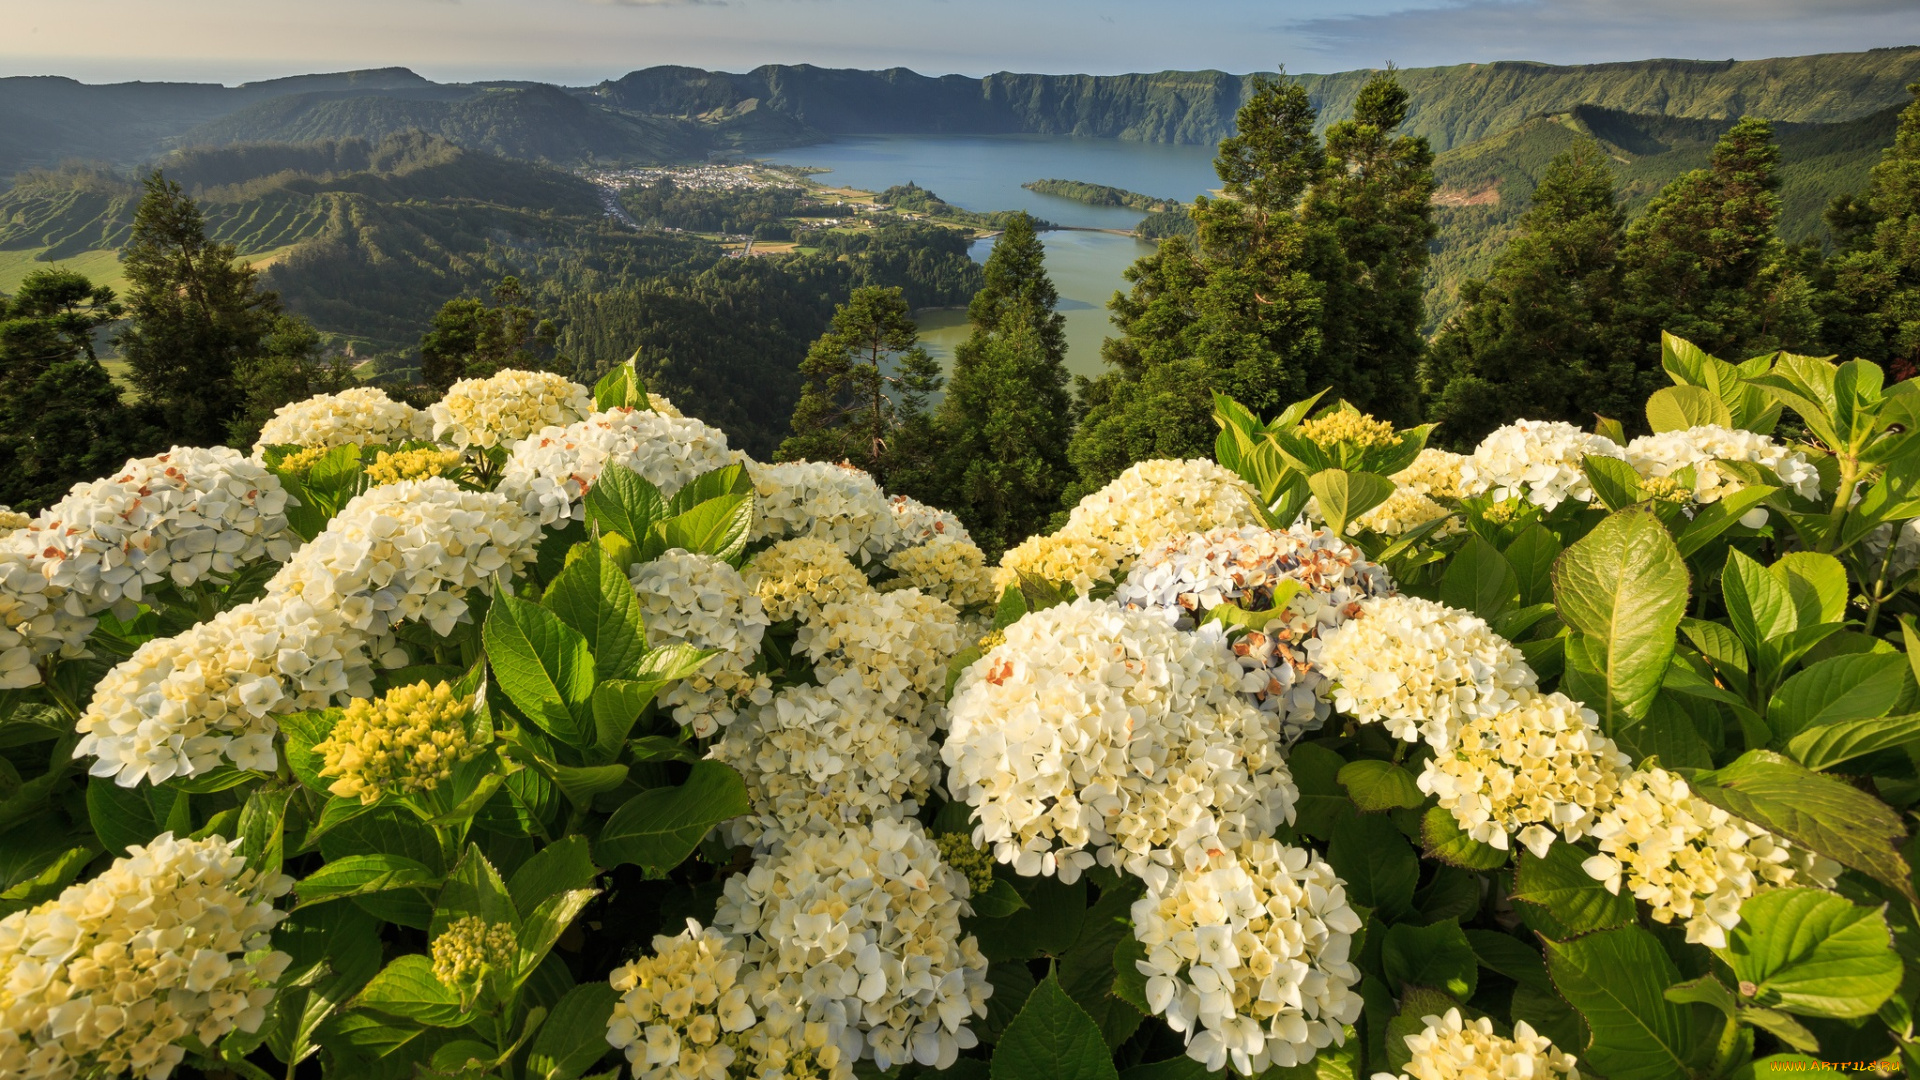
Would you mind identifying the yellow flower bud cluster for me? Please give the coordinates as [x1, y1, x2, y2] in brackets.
[276, 445, 333, 477]
[1374, 1008, 1581, 1080]
[992, 529, 1127, 597]
[430, 916, 519, 993]
[0, 833, 292, 1080]
[884, 537, 998, 609]
[1297, 409, 1399, 451]
[935, 831, 996, 898]
[314, 680, 478, 804]
[365, 447, 466, 487]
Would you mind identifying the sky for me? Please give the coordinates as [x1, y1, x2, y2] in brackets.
[1, 0, 1917, 85]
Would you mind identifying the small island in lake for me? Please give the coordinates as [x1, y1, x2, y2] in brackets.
[1022, 178, 1183, 213]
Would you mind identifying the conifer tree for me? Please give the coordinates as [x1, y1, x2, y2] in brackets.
[0, 269, 156, 508]
[1819, 83, 1920, 373]
[778, 286, 942, 490]
[934, 216, 1073, 557]
[1616, 117, 1816, 371]
[1303, 71, 1436, 422]
[118, 171, 281, 446]
[418, 276, 560, 391]
[1423, 140, 1632, 445]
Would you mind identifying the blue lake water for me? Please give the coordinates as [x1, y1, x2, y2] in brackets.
[760, 134, 1221, 380]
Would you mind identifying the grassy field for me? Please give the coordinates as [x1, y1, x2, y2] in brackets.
[0, 247, 128, 295]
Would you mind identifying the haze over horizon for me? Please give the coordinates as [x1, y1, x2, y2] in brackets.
[4, 0, 1918, 87]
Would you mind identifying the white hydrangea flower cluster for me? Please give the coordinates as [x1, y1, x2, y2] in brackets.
[748, 461, 899, 564]
[991, 529, 1128, 597]
[1116, 525, 1394, 740]
[606, 920, 799, 1080]
[943, 598, 1296, 888]
[745, 538, 874, 624]
[1318, 595, 1538, 750]
[1392, 448, 1468, 499]
[1581, 767, 1839, 948]
[429, 368, 593, 449]
[75, 593, 374, 786]
[712, 674, 938, 846]
[1372, 1009, 1581, 1080]
[796, 589, 963, 728]
[1060, 458, 1263, 574]
[647, 392, 684, 418]
[78, 478, 538, 784]
[1626, 424, 1822, 508]
[1132, 840, 1364, 1076]
[887, 494, 972, 548]
[630, 549, 773, 736]
[498, 408, 735, 526]
[1460, 421, 1626, 509]
[271, 478, 540, 638]
[0, 507, 29, 532]
[883, 538, 999, 610]
[253, 386, 431, 452]
[1344, 487, 1458, 538]
[711, 819, 991, 1073]
[1417, 693, 1632, 858]
[0, 447, 299, 689]
[0, 833, 292, 1080]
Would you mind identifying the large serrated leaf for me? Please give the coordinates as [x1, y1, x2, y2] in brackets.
[1510, 842, 1635, 938]
[542, 545, 648, 683]
[595, 761, 750, 873]
[484, 593, 595, 745]
[989, 971, 1120, 1080]
[1545, 926, 1713, 1080]
[1552, 506, 1689, 728]
[1717, 888, 1903, 1019]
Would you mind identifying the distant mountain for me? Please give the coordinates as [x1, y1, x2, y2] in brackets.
[4, 49, 1918, 182]
[1424, 102, 1905, 327]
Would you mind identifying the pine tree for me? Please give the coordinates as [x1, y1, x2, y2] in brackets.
[118, 171, 281, 446]
[0, 269, 156, 508]
[1066, 76, 1330, 498]
[1303, 71, 1436, 422]
[229, 314, 359, 447]
[418, 276, 560, 391]
[777, 286, 942, 490]
[1423, 140, 1634, 445]
[933, 216, 1074, 557]
[1616, 117, 1817, 372]
[1819, 83, 1920, 373]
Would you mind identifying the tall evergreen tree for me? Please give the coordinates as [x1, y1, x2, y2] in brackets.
[1303, 71, 1436, 422]
[1422, 140, 1633, 445]
[418, 276, 561, 391]
[1616, 117, 1817, 371]
[0, 269, 156, 508]
[933, 215, 1074, 557]
[118, 171, 280, 446]
[1818, 83, 1920, 373]
[1066, 75, 1332, 498]
[778, 286, 942, 490]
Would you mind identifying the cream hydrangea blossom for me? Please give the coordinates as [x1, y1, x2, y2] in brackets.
[1344, 487, 1458, 538]
[1372, 1009, 1581, 1080]
[253, 386, 431, 452]
[1318, 596, 1538, 750]
[74, 593, 374, 786]
[884, 538, 998, 609]
[630, 550, 773, 736]
[1060, 458, 1263, 573]
[748, 461, 900, 564]
[0, 507, 29, 532]
[32, 446, 296, 612]
[796, 588, 963, 727]
[1581, 767, 1839, 948]
[1392, 448, 1468, 499]
[1460, 421, 1627, 509]
[1117, 525, 1394, 740]
[886, 494, 972, 548]
[1625, 425, 1821, 521]
[605, 920, 791, 1080]
[1132, 840, 1365, 1076]
[647, 392, 684, 418]
[712, 674, 937, 845]
[269, 478, 541, 638]
[943, 598, 1297, 887]
[992, 529, 1128, 596]
[711, 819, 991, 1072]
[498, 408, 735, 526]
[1417, 693, 1631, 857]
[429, 368, 592, 449]
[744, 538, 874, 624]
[0, 833, 292, 1080]
[0, 535, 98, 689]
